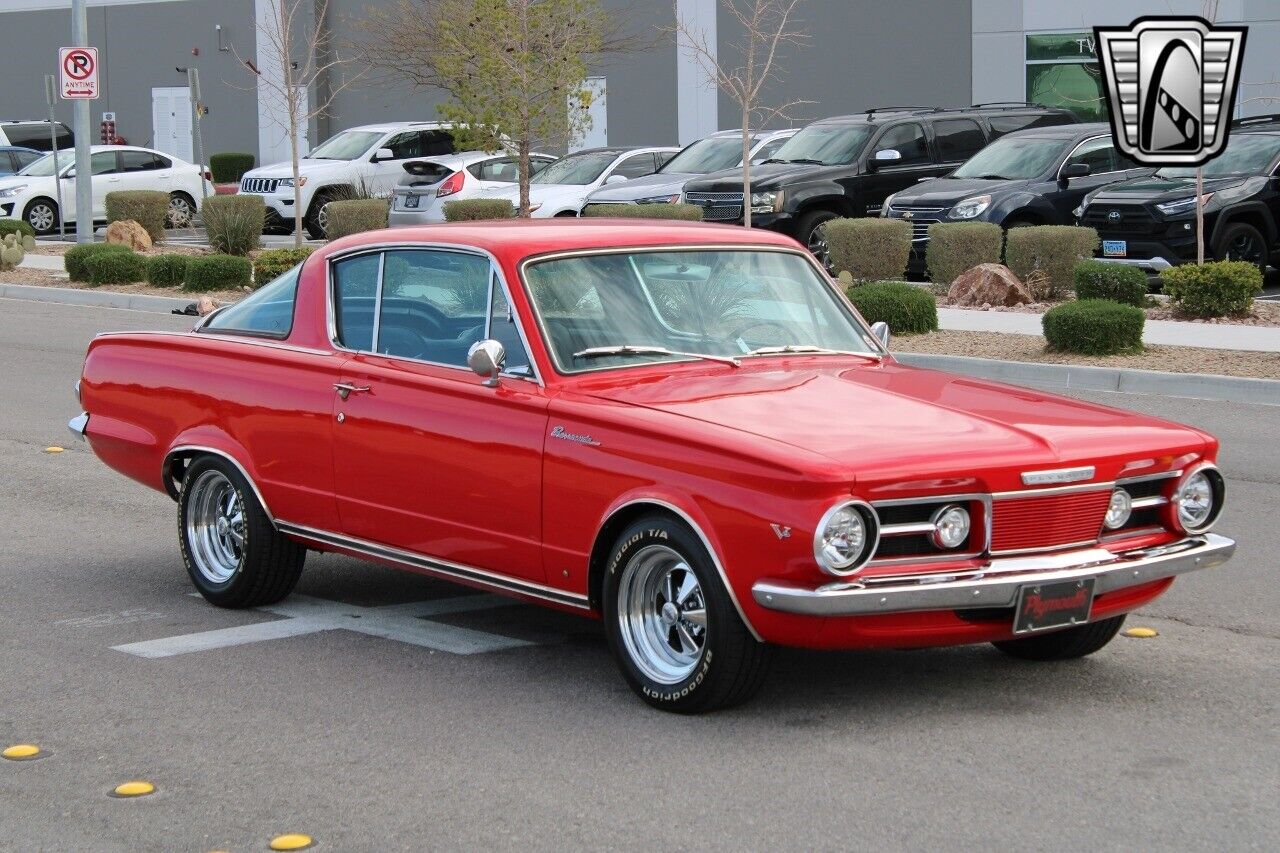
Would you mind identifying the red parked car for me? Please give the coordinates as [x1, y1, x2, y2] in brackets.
[70, 220, 1234, 712]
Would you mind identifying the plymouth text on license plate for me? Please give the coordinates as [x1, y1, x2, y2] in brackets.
[1013, 577, 1095, 634]
[1102, 240, 1127, 257]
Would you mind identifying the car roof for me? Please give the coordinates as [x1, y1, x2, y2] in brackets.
[342, 121, 454, 134]
[999, 122, 1111, 140]
[812, 105, 1074, 126]
[0, 145, 40, 152]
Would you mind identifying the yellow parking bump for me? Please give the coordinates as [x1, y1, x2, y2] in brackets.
[2, 744, 43, 760]
[44, 446, 65, 454]
[111, 780, 156, 798]
[1123, 626, 1159, 638]
[269, 833, 316, 850]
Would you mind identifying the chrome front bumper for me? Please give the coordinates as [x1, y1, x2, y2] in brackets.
[68, 412, 88, 441]
[1095, 256, 1173, 272]
[752, 534, 1235, 616]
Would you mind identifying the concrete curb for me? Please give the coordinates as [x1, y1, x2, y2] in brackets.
[896, 352, 1280, 406]
[0, 282, 192, 314]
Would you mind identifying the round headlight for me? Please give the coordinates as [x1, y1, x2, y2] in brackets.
[814, 501, 879, 575]
[1173, 467, 1223, 533]
[930, 504, 970, 549]
[1104, 488, 1132, 530]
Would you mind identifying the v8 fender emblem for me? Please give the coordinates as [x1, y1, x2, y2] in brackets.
[770, 524, 792, 540]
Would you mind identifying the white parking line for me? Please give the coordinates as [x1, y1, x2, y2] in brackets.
[112, 593, 532, 659]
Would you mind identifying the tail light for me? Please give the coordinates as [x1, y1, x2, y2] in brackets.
[201, 169, 213, 182]
[436, 170, 465, 199]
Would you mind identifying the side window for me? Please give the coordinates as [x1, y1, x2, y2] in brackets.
[529, 157, 553, 176]
[470, 157, 520, 182]
[753, 136, 788, 162]
[90, 151, 119, 175]
[119, 151, 162, 172]
[55, 126, 73, 151]
[383, 132, 421, 160]
[1, 124, 36, 148]
[2, 152, 16, 173]
[656, 151, 677, 167]
[332, 253, 381, 351]
[203, 265, 301, 338]
[419, 130, 455, 156]
[933, 119, 986, 162]
[610, 153, 659, 179]
[488, 275, 530, 375]
[874, 123, 929, 165]
[377, 250, 489, 365]
[19, 150, 42, 169]
[1064, 137, 1116, 174]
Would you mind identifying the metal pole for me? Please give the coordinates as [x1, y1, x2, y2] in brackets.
[188, 67, 209, 204]
[71, 0, 93, 244]
[45, 74, 66, 240]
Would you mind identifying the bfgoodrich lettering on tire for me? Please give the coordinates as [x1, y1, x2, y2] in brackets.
[602, 515, 771, 713]
[178, 456, 305, 608]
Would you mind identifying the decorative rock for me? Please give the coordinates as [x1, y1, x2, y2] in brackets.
[947, 263, 1034, 307]
[105, 220, 153, 252]
[196, 296, 220, 316]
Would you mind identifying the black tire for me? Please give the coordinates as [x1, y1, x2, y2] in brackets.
[602, 515, 771, 713]
[304, 191, 334, 240]
[23, 198, 59, 236]
[178, 455, 305, 608]
[992, 614, 1126, 661]
[796, 209, 838, 271]
[1213, 221, 1268, 275]
[166, 192, 197, 229]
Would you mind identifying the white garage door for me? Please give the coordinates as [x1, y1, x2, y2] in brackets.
[152, 87, 193, 162]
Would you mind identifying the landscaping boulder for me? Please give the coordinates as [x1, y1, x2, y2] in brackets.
[105, 220, 153, 252]
[947, 263, 1033, 307]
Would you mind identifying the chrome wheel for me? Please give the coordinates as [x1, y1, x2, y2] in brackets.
[167, 194, 195, 229]
[185, 469, 247, 584]
[808, 223, 831, 271]
[26, 202, 56, 233]
[617, 544, 708, 685]
[316, 202, 330, 237]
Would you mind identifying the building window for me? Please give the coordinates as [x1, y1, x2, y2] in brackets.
[1025, 32, 1107, 121]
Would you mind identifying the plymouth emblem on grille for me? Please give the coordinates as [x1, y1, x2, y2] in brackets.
[1021, 466, 1096, 486]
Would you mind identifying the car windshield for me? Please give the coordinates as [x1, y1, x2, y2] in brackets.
[531, 151, 616, 185]
[306, 130, 382, 161]
[1157, 133, 1280, 178]
[19, 150, 73, 177]
[524, 249, 876, 373]
[951, 136, 1067, 180]
[766, 125, 873, 166]
[660, 136, 752, 174]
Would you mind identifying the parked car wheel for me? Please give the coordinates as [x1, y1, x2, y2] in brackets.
[796, 209, 837, 271]
[1214, 221, 1268, 274]
[304, 191, 334, 240]
[166, 192, 196, 229]
[23, 198, 59, 235]
[178, 456, 305, 608]
[603, 515, 771, 713]
[992, 614, 1126, 661]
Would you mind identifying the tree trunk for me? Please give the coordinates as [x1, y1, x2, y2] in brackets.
[741, 107, 752, 229]
[1195, 166, 1205, 264]
[518, 139, 531, 218]
[291, 108, 304, 248]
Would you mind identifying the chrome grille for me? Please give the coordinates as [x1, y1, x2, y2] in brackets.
[685, 191, 744, 223]
[240, 177, 279, 194]
[886, 205, 944, 242]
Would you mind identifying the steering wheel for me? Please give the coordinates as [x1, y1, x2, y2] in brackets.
[727, 319, 792, 344]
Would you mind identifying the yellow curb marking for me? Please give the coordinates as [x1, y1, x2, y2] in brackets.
[44, 446, 65, 453]
[1123, 627, 1159, 638]
[269, 833, 316, 850]
[112, 780, 156, 797]
[2, 744, 41, 760]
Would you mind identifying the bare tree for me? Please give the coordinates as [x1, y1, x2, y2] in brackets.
[236, 0, 362, 246]
[673, 0, 810, 227]
[354, 0, 646, 217]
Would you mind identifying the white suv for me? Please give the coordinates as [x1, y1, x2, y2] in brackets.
[238, 122, 458, 238]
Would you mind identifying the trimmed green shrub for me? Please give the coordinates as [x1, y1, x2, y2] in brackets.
[581, 203, 703, 220]
[926, 221, 1003, 286]
[1073, 260, 1148, 307]
[64, 243, 133, 282]
[145, 254, 189, 288]
[1159, 260, 1262, 317]
[0, 218, 36, 240]
[184, 253, 253, 292]
[85, 250, 146, 286]
[253, 247, 314, 285]
[104, 190, 169, 241]
[1043, 299, 1144, 354]
[845, 281, 938, 335]
[209, 153, 255, 184]
[825, 218, 912, 282]
[201, 195, 264, 256]
[1003, 225, 1099, 299]
[443, 198, 516, 221]
[326, 199, 389, 240]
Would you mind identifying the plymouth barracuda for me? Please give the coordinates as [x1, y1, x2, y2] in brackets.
[69, 219, 1234, 712]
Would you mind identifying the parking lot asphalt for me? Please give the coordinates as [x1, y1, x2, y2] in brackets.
[1, 298, 1277, 852]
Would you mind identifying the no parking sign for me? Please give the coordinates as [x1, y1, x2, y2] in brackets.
[59, 46, 99, 99]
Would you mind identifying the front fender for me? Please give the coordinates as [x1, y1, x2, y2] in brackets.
[1210, 201, 1278, 245]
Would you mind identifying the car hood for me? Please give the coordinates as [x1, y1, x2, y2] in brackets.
[684, 162, 848, 193]
[1085, 174, 1248, 205]
[479, 183, 590, 209]
[242, 158, 360, 180]
[889, 176, 1027, 206]
[579, 361, 1209, 485]
[585, 173, 694, 203]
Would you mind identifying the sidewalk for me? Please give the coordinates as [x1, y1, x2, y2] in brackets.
[938, 307, 1280, 353]
[19, 254, 67, 273]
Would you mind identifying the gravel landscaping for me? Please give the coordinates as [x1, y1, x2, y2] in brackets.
[0, 265, 244, 304]
[893, 329, 1280, 380]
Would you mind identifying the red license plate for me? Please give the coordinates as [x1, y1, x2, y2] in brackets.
[1013, 578, 1095, 634]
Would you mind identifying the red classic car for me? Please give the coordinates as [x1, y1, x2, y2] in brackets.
[70, 220, 1234, 712]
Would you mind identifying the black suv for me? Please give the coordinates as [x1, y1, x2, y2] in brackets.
[680, 104, 1077, 260]
[1079, 129, 1280, 274]
[883, 123, 1150, 272]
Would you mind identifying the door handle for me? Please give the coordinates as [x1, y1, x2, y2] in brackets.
[333, 382, 370, 400]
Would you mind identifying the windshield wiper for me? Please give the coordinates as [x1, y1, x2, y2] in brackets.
[745, 344, 882, 362]
[969, 173, 1009, 180]
[573, 345, 741, 367]
[785, 158, 827, 166]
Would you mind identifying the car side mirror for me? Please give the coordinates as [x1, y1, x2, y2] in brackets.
[372, 147, 395, 163]
[1059, 162, 1090, 184]
[605, 174, 629, 185]
[867, 148, 901, 172]
[63, 170, 75, 179]
[870, 321, 891, 348]
[467, 339, 506, 387]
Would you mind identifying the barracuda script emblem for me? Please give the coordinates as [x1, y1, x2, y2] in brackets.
[550, 425, 601, 446]
[1095, 16, 1247, 166]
